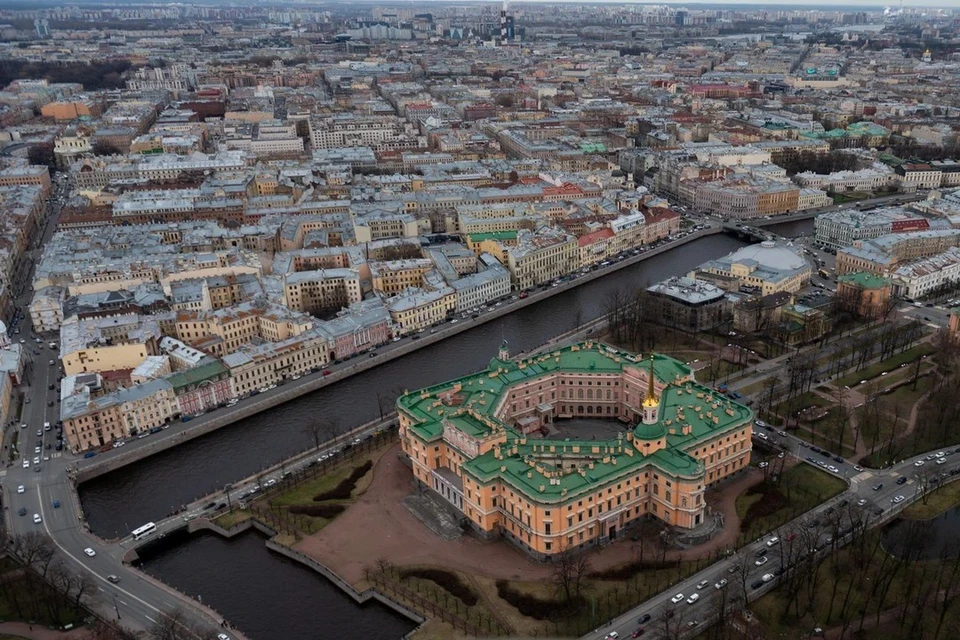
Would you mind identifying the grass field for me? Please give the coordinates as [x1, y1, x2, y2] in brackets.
[736, 464, 847, 541]
[901, 479, 960, 520]
[836, 343, 936, 388]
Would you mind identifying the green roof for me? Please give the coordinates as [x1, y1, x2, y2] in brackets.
[166, 360, 228, 392]
[838, 271, 889, 290]
[467, 230, 518, 243]
[398, 341, 753, 504]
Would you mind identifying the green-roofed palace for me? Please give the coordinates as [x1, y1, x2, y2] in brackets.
[397, 340, 754, 559]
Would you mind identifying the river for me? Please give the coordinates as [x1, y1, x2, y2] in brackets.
[137, 529, 416, 640]
[80, 233, 748, 537]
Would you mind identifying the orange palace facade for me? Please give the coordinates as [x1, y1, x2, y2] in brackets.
[397, 341, 754, 559]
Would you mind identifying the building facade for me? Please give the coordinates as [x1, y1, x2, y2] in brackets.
[397, 341, 753, 559]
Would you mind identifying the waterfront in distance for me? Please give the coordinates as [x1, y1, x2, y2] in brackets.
[80, 234, 744, 538]
[137, 530, 416, 640]
[80, 233, 747, 537]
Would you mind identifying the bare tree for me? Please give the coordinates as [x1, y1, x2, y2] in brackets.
[551, 548, 591, 603]
[149, 607, 218, 640]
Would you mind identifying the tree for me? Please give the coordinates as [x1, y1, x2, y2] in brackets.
[550, 548, 591, 603]
[149, 607, 218, 640]
[302, 418, 325, 451]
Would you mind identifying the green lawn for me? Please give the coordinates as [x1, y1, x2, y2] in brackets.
[836, 343, 936, 388]
[736, 464, 847, 542]
[901, 480, 960, 520]
[878, 372, 937, 408]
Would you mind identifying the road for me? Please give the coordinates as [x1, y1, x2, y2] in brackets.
[1, 173, 239, 636]
[586, 446, 960, 640]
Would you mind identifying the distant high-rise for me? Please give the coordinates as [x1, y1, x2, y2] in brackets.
[34, 18, 50, 39]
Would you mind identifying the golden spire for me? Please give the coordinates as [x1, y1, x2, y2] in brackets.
[643, 354, 658, 408]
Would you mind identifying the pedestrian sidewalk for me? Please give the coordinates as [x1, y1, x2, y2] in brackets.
[0, 622, 90, 640]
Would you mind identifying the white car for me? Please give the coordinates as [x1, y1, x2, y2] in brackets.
[915, 460, 925, 467]
[33, 457, 40, 465]
[755, 556, 768, 566]
[686, 593, 700, 604]
[22, 460, 29, 469]
[893, 495, 905, 504]
[16, 485, 24, 494]
[762, 573, 774, 583]
[937, 458, 947, 465]
[696, 580, 709, 590]
[670, 593, 685, 604]
[857, 499, 867, 506]
[218, 635, 232, 640]
[714, 579, 728, 589]
[766, 536, 779, 547]
[603, 634, 618, 640]
[33, 514, 41, 524]
[83, 548, 96, 557]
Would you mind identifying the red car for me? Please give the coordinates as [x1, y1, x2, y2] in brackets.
[632, 629, 645, 638]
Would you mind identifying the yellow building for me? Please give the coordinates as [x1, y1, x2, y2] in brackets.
[397, 341, 754, 559]
[59, 314, 161, 375]
[175, 302, 314, 357]
[505, 228, 579, 291]
[371, 259, 435, 296]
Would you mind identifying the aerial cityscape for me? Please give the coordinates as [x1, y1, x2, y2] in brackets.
[0, 1, 959, 639]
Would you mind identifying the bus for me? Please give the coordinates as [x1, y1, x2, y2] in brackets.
[131, 522, 157, 541]
[818, 268, 830, 279]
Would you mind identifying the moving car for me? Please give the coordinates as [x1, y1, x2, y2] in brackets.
[696, 580, 709, 590]
[16, 485, 24, 494]
[670, 593, 684, 604]
[686, 594, 699, 604]
[107, 575, 120, 584]
[715, 579, 728, 589]
[33, 514, 41, 524]
[83, 548, 96, 557]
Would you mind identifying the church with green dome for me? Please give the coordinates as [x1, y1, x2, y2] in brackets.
[397, 340, 755, 558]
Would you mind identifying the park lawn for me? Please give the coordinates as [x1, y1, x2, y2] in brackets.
[736, 464, 847, 542]
[468, 558, 702, 639]
[212, 509, 252, 529]
[773, 390, 832, 419]
[878, 372, 937, 409]
[836, 343, 936, 388]
[804, 407, 858, 456]
[737, 379, 769, 397]
[750, 527, 960, 640]
[901, 480, 960, 520]
[263, 444, 390, 535]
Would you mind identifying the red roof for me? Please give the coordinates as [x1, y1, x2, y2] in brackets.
[577, 228, 615, 247]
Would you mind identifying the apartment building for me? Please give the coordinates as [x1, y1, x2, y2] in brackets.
[814, 208, 930, 249]
[370, 259, 435, 296]
[283, 269, 363, 315]
[59, 313, 161, 376]
[386, 286, 456, 335]
[224, 328, 331, 397]
[397, 341, 753, 559]
[175, 302, 314, 357]
[450, 260, 512, 312]
[505, 228, 579, 291]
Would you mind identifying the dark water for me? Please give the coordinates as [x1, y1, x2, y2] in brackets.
[884, 508, 960, 561]
[79, 234, 748, 538]
[137, 530, 416, 640]
[767, 218, 815, 238]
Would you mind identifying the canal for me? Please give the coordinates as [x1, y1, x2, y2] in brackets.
[137, 529, 417, 640]
[80, 233, 749, 537]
